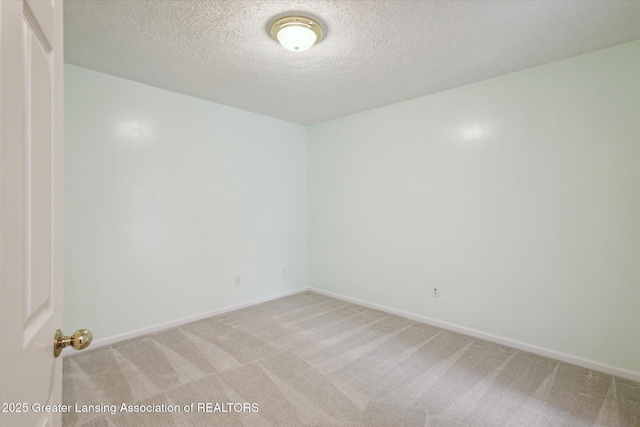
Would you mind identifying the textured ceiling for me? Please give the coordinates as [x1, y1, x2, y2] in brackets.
[64, 1, 640, 125]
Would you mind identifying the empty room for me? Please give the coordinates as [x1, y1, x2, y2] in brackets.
[1, 0, 639, 426]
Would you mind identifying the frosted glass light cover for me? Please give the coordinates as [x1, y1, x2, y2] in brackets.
[277, 25, 318, 52]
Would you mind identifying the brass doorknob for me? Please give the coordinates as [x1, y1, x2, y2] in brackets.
[53, 329, 93, 357]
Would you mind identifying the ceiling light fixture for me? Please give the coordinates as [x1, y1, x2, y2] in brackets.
[271, 16, 323, 52]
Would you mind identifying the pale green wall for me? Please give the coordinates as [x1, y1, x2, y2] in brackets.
[64, 65, 308, 340]
[309, 41, 640, 374]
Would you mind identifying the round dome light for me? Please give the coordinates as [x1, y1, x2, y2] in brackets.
[271, 16, 323, 52]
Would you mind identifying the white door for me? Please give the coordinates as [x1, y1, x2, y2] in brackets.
[1, 1, 65, 426]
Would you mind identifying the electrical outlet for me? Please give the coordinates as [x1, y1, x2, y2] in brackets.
[432, 287, 440, 298]
[235, 276, 241, 286]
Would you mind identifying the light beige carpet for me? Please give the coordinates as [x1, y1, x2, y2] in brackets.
[63, 291, 640, 426]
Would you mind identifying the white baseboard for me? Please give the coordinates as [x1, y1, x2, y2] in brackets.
[88, 287, 308, 349]
[84, 284, 639, 383]
[308, 287, 640, 383]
